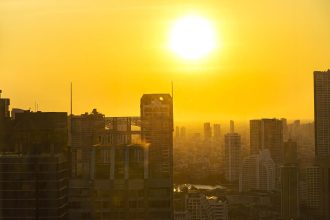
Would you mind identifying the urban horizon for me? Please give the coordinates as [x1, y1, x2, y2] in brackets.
[1, 1, 330, 220]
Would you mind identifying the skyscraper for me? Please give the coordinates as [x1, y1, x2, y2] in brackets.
[314, 70, 330, 161]
[0, 110, 69, 219]
[204, 122, 212, 141]
[224, 121, 241, 183]
[313, 69, 330, 219]
[213, 124, 221, 140]
[70, 109, 105, 178]
[280, 165, 299, 220]
[239, 150, 276, 192]
[0, 91, 10, 152]
[250, 119, 283, 165]
[180, 126, 186, 139]
[140, 94, 173, 219]
[283, 139, 298, 165]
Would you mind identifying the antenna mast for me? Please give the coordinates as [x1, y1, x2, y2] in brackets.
[70, 82, 73, 116]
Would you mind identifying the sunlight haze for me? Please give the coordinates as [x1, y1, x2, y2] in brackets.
[1, 0, 329, 121]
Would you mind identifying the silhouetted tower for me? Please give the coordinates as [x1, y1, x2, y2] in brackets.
[230, 120, 234, 133]
[250, 119, 283, 165]
[140, 94, 173, 220]
[204, 122, 212, 141]
[313, 69, 330, 219]
[0, 90, 10, 151]
[213, 124, 221, 140]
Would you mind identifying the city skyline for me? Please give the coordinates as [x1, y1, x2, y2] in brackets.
[1, 0, 330, 121]
[1, 1, 330, 219]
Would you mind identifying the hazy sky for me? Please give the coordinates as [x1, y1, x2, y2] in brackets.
[1, 0, 329, 121]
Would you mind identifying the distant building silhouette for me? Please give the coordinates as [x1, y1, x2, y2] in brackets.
[224, 121, 241, 183]
[204, 122, 212, 141]
[280, 165, 299, 220]
[250, 119, 283, 165]
[180, 127, 186, 139]
[281, 139, 299, 220]
[176, 126, 180, 139]
[239, 150, 276, 192]
[283, 140, 298, 165]
[301, 166, 321, 217]
[213, 124, 221, 140]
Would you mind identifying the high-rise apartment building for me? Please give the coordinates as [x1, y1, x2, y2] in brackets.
[239, 150, 276, 192]
[213, 124, 221, 140]
[314, 70, 330, 161]
[301, 166, 321, 217]
[250, 119, 283, 165]
[140, 94, 174, 219]
[0, 109, 69, 219]
[70, 109, 105, 178]
[224, 122, 241, 183]
[69, 94, 174, 220]
[283, 140, 298, 165]
[313, 69, 330, 219]
[0, 92, 10, 152]
[204, 122, 212, 141]
[280, 165, 299, 220]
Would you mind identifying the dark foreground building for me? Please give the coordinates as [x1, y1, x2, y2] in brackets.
[0, 95, 69, 219]
[68, 94, 174, 220]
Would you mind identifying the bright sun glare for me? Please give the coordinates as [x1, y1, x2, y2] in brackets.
[169, 14, 217, 60]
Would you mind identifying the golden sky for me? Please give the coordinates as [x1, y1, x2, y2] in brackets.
[1, 0, 329, 121]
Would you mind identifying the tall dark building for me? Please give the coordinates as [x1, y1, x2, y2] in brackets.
[224, 128, 241, 183]
[250, 119, 283, 165]
[281, 140, 299, 220]
[313, 69, 330, 219]
[203, 122, 212, 141]
[70, 109, 105, 178]
[0, 110, 69, 219]
[280, 165, 299, 220]
[140, 94, 174, 219]
[0, 92, 10, 151]
[213, 124, 221, 140]
[283, 139, 298, 165]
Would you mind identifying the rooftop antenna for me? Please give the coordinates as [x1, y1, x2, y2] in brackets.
[70, 82, 73, 116]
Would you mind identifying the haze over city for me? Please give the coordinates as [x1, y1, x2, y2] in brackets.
[1, 1, 330, 220]
[1, 0, 330, 121]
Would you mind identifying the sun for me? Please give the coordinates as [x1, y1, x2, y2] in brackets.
[169, 14, 217, 60]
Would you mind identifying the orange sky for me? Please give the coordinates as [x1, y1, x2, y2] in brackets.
[1, 0, 329, 121]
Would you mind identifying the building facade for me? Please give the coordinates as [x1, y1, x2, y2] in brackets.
[224, 131, 241, 183]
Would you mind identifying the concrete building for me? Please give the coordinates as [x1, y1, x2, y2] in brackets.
[0, 109, 69, 219]
[140, 94, 173, 219]
[280, 165, 299, 220]
[207, 197, 228, 220]
[69, 94, 174, 220]
[313, 69, 330, 219]
[213, 124, 221, 141]
[185, 191, 228, 220]
[301, 166, 321, 217]
[239, 150, 276, 192]
[250, 119, 283, 165]
[70, 109, 105, 178]
[203, 123, 212, 141]
[283, 140, 298, 165]
[0, 92, 10, 152]
[224, 122, 241, 183]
